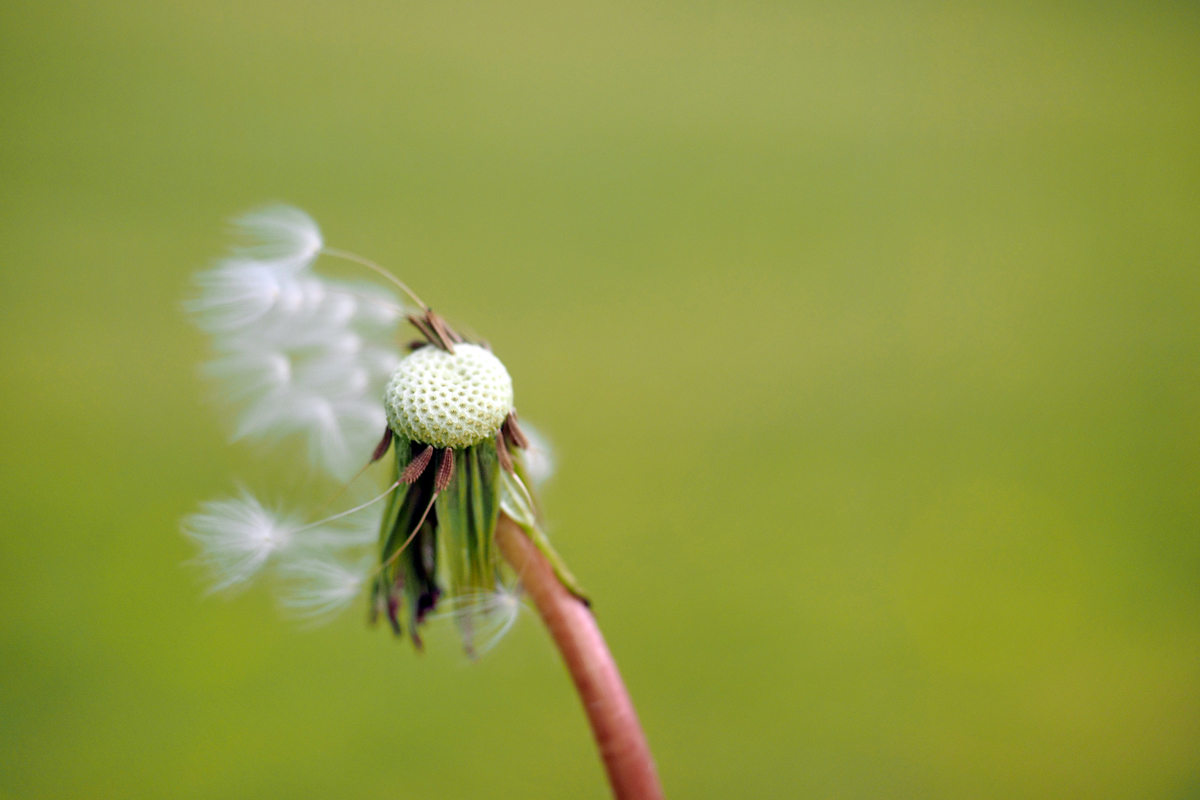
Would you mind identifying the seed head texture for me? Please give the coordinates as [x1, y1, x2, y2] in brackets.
[384, 344, 514, 449]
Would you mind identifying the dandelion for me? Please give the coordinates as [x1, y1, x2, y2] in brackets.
[182, 206, 663, 800]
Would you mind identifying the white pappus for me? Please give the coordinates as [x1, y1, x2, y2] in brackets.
[185, 206, 405, 482]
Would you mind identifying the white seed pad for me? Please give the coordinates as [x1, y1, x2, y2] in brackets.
[384, 343, 514, 449]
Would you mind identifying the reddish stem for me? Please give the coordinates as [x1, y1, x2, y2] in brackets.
[495, 513, 665, 800]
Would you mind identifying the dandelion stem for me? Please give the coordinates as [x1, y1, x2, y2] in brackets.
[495, 513, 664, 800]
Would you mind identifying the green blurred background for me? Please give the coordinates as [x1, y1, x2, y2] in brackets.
[2, 1, 1198, 797]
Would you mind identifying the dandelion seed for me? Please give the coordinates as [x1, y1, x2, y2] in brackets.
[230, 205, 323, 267]
[520, 423, 555, 488]
[432, 582, 525, 657]
[187, 208, 407, 481]
[185, 260, 284, 333]
[181, 491, 298, 593]
[277, 555, 372, 620]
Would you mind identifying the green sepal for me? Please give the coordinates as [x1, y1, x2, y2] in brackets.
[435, 444, 501, 595]
[374, 434, 581, 649]
[375, 435, 441, 643]
[499, 468, 589, 603]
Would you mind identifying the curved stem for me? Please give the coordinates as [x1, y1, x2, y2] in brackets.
[495, 513, 665, 800]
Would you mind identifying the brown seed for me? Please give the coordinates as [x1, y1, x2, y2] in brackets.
[495, 431, 514, 474]
[425, 311, 457, 354]
[406, 314, 442, 351]
[371, 428, 393, 462]
[503, 412, 530, 450]
[401, 445, 434, 484]
[435, 447, 455, 492]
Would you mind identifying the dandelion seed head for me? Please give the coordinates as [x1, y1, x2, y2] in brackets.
[182, 206, 554, 655]
[384, 344, 514, 449]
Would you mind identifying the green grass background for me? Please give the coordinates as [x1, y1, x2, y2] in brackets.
[2, 1, 1198, 797]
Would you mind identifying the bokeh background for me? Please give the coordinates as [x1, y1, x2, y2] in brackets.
[2, 1, 1198, 797]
